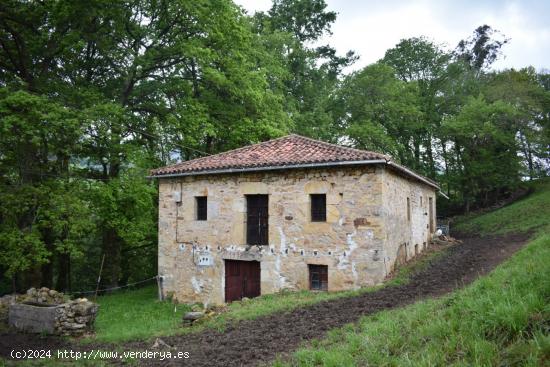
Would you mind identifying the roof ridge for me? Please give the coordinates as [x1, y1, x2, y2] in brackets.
[290, 134, 391, 160]
[150, 134, 392, 176]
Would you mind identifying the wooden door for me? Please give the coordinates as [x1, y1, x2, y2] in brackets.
[246, 195, 268, 245]
[224, 260, 261, 302]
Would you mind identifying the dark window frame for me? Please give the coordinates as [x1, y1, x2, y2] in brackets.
[196, 196, 207, 221]
[308, 264, 328, 291]
[246, 195, 269, 246]
[310, 194, 327, 222]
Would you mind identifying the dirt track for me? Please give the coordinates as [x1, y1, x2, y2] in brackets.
[0, 233, 528, 366]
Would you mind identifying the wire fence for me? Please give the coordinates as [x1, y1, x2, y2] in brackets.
[69, 276, 159, 297]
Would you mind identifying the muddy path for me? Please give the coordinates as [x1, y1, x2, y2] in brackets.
[0, 233, 528, 366]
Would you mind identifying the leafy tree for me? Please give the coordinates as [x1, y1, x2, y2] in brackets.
[0, 0, 291, 290]
[442, 96, 521, 211]
[382, 37, 451, 177]
[0, 0, 548, 294]
[337, 63, 421, 165]
[455, 25, 510, 73]
[0, 88, 84, 289]
[484, 68, 550, 179]
[253, 0, 356, 142]
[268, 0, 336, 42]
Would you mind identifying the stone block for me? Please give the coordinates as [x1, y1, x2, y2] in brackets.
[8, 303, 59, 334]
[183, 311, 204, 321]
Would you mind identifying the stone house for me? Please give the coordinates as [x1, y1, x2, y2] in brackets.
[151, 135, 439, 305]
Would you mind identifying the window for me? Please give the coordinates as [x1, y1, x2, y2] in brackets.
[310, 194, 326, 222]
[196, 196, 207, 220]
[420, 196, 423, 207]
[246, 195, 268, 245]
[309, 264, 328, 290]
[407, 197, 411, 221]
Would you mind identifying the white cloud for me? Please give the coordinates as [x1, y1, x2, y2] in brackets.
[234, 0, 550, 73]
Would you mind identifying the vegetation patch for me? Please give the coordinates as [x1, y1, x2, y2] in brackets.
[277, 234, 550, 367]
[90, 286, 191, 343]
[275, 181, 550, 367]
[453, 178, 550, 235]
[86, 245, 445, 343]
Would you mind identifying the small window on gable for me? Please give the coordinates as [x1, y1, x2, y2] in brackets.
[310, 194, 326, 222]
[420, 196, 423, 207]
[407, 197, 411, 221]
[196, 196, 207, 221]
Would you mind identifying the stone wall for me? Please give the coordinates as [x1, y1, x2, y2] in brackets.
[158, 165, 437, 305]
[382, 168, 436, 272]
[7, 288, 99, 336]
[53, 298, 99, 335]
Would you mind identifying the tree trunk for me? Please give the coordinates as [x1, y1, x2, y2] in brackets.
[55, 253, 71, 292]
[101, 226, 122, 288]
[425, 134, 436, 179]
[441, 142, 451, 197]
[41, 261, 53, 289]
[100, 120, 123, 288]
[40, 227, 55, 288]
[413, 139, 420, 170]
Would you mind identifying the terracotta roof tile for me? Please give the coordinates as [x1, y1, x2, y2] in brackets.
[150, 134, 390, 176]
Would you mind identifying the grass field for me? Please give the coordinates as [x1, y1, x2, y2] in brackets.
[275, 179, 550, 366]
[453, 179, 550, 236]
[91, 285, 191, 343]
[89, 237, 445, 343]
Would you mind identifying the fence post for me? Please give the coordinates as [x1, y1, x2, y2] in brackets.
[157, 275, 163, 301]
[94, 254, 106, 301]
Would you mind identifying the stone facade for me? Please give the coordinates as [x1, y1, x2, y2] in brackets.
[158, 165, 436, 305]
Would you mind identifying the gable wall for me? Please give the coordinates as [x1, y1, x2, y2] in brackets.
[381, 168, 437, 272]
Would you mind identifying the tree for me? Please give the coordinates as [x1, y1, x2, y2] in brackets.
[0, 0, 291, 290]
[455, 25, 510, 73]
[484, 68, 550, 179]
[337, 63, 421, 166]
[442, 96, 522, 211]
[267, 0, 336, 42]
[382, 37, 451, 177]
[0, 88, 85, 289]
[252, 0, 356, 142]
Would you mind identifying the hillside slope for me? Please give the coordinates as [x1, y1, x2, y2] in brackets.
[279, 179, 550, 367]
[453, 178, 550, 236]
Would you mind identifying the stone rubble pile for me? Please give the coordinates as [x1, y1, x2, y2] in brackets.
[54, 298, 99, 336]
[181, 303, 227, 326]
[432, 234, 462, 246]
[6, 287, 99, 336]
[23, 287, 67, 304]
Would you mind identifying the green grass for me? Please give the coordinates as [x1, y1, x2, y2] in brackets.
[453, 178, 550, 236]
[90, 285, 191, 343]
[89, 284, 379, 343]
[85, 178, 548, 345]
[274, 179, 550, 367]
[385, 245, 449, 286]
[87, 246, 444, 343]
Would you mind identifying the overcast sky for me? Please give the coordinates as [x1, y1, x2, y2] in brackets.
[234, 0, 550, 73]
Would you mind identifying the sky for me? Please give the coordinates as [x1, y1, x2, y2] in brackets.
[234, 0, 550, 73]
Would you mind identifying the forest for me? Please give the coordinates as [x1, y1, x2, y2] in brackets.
[0, 0, 548, 294]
